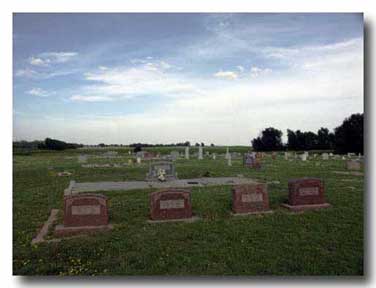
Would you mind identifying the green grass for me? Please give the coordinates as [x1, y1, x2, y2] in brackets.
[13, 149, 363, 276]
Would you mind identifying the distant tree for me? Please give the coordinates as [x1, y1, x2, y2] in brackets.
[295, 130, 306, 150]
[287, 129, 318, 151]
[44, 138, 67, 150]
[317, 127, 330, 150]
[251, 137, 264, 151]
[98, 143, 105, 147]
[184, 141, 190, 147]
[201, 142, 205, 147]
[251, 127, 283, 151]
[210, 143, 215, 147]
[303, 131, 318, 150]
[334, 113, 363, 154]
[133, 144, 142, 153]
[287, 129, 298, 150]
[328, 132, 336, 150]
[195, 143, 200, 147]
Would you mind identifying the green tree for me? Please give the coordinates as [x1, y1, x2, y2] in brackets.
[251, 127, 283, 151]
[334, 113, 363, 154]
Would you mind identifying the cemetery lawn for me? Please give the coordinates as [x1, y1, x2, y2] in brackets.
[13, 147, 364, 276]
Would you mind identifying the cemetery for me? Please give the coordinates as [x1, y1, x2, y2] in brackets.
[13, 145, 364, 276]
[10, 11, 366, 279]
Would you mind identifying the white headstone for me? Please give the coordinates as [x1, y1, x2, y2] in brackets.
[284, 152, 289, 160]
[136, 157, 141, 164]
[198, 146, 203, 160]
[213, 153, 216, 160]
[225, 147, 230, 159]
[78, 155, 88, 163]
[300, 154, 307, 161]
[322, 153, 329, 160]
[185, 146, 189, 159]
[227, 154, 232, 166]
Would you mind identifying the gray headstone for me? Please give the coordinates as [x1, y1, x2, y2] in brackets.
[198, 146, 203, 160]
[185, 147, 189, 159]
[146, 160, 177, 181]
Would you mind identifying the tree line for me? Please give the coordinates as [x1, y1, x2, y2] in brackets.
[13, 138, 84, 152]
[13, 113, 363, 154]
[251, 113, 363, 154]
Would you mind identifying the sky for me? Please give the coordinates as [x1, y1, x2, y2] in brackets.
[13, 13, 364, 145]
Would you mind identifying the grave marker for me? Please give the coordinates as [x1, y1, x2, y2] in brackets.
[149, 189, 193, 221]
[232, 183, 271, 215]
[347, 160, 362, 171]
[198, 146, 203, 160]
[281, 178, 331, 211]
[170, 151, 180, 161]
[78, 155, 88, 164]
[244, 153, 261, 169]
[146, 161, 177, 181]
[225, 147, 230, 160]
[185, 146, 189, 159]
[55, 193, 112, 237]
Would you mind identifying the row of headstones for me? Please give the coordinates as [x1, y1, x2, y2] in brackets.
[54, 178, 330, 237]
[283, 151, 363, 161]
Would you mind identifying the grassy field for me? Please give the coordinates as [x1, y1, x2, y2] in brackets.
[13, 147, 363, 276]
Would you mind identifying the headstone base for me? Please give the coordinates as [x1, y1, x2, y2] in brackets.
[145, 175, 177, 182]
[231, 210, 273, 216]
[147, 215, 200, 224]
[54, 224, 113, 237]
[281, 203, 331, 212]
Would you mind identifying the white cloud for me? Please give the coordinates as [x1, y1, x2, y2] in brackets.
[213, 70, 238, 80]
[70, 95, 114, 102]
[39, 52, 78, 63]
[15, 68, 79, 79]
[250, 66, 272, 78]
[16, 51, 79, 79]
[29, 57, 48, 66]
[27, 88, 54, 97]
[15, 38, 363, 145]
[15, 69, 38, 77]
[237, 65, 245, 72]
[27, 51, 78, 67]
[70, 60, 200, 102]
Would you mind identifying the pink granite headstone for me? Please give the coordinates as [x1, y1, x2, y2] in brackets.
[232, 183, 271, 214]
[150, 189, 192, 221]
[281, 178, 331, 211]
[55, 193, 111, 237]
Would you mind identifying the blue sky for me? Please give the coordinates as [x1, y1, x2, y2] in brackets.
[13, 13, 363, 145]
